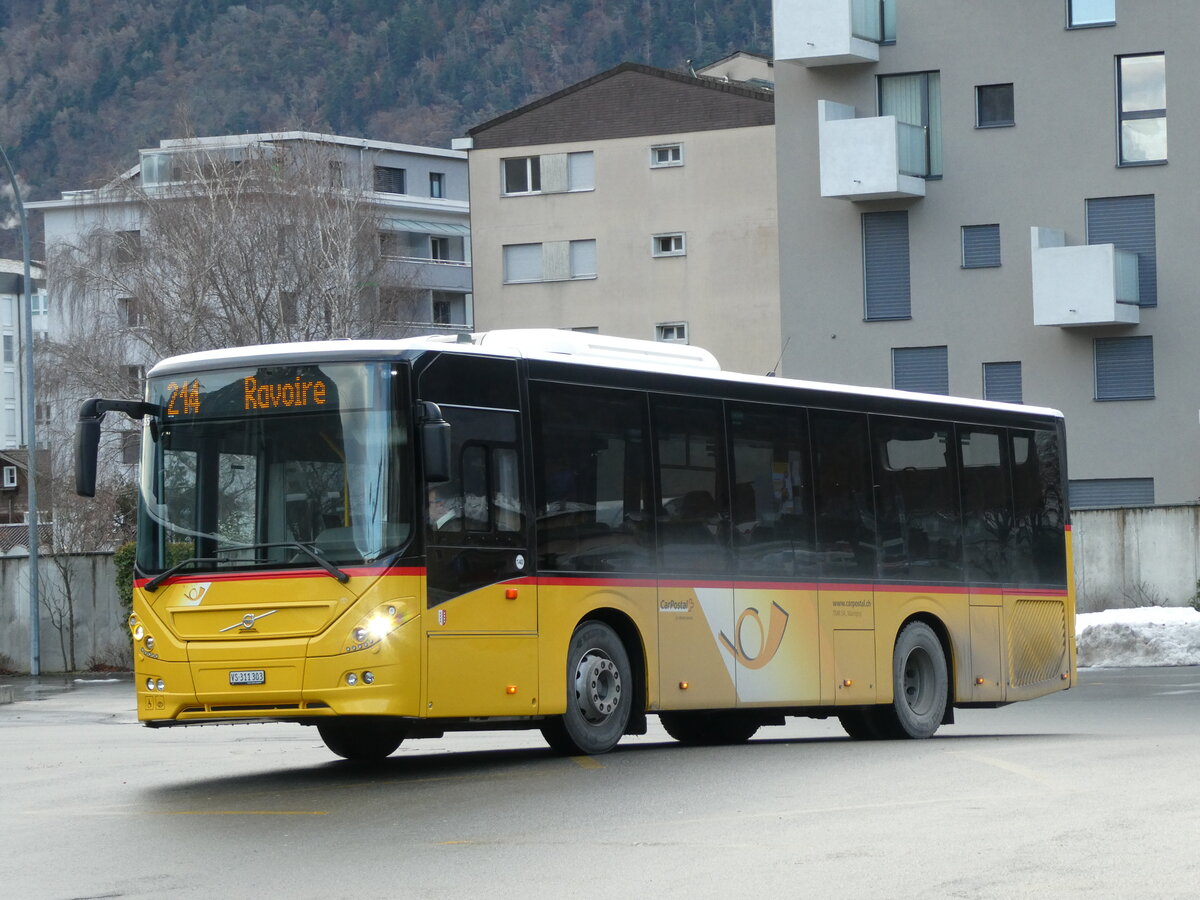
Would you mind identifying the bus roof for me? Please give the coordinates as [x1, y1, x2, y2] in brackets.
[147, 329, 1063, 421]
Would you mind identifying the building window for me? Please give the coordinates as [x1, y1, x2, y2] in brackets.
[892, 346, 949, 395]
[114, 230, 141, 265]
[430, 172, 445, 198]
[1068, 0, 1115, 28]
[373, 166, 406, 194]
[432, 291, 469, 326]
[328, 160, 345, 188]
[652, 233, 686, 257]
[31, 294, 48, 316]
[124, 365, 145, 395]
[983, 361, 1022, 403]
[650, 144, 684, 168]
[118, 296, 142, 327]
[1117, 53, 1167, 165]
[962, 224, 1001, 268]
[1087, 194, 1156, 306]
[656, 322, 688, 343]
[976, 83, 1014, 127]
[1095, 335, 1153, 400]
[503, 156, 541, 194]
[1069, 478, 1153, 509]
[503, 152, 592, 195]
[378, 287, 410, 323]
[879, 71, 941, 177]
[863, 211, 910, 320]
[121, 431, 141, 466]
[503, 240, 596, 283]
[1, 333, 11, 364]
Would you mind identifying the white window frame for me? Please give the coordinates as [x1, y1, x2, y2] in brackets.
[652, 233, 686, 258]
[656, 322, 688, 343]
[502, 156, 541, 195]
[650, 143, 684, 168]
[2, 465, 16, 489]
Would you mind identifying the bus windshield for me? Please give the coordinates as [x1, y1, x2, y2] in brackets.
[136, 361, 411, 575]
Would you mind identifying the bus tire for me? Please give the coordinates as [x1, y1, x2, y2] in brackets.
[884, 621, 948, 739]
[541, 621, 632, 756]
[659, 712, 760, 746]
[317, 722, 405, 760]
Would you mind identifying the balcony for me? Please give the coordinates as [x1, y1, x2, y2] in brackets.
[774, 0, 890, 66]
[817, 101, 926, 200]
[1031, 227, 1140, 327]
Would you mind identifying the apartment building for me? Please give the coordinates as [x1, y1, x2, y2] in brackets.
[457, 63, 780, 375]
[773, 0, 1195, 507]
[30, 131, 473, 335]
[0, 259, 47, 450]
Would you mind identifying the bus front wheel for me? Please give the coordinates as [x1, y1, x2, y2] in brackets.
[541, 621, 633, 756]
[887, 621, 948, 739]
[317, 722, 405, 760]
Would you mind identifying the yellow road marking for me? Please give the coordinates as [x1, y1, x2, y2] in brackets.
[570, 756, 604, 769]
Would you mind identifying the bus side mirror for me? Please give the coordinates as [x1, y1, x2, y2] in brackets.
[75, 415, 101, 498]
[418, 401, 451, 483]
[75, 398, 160, 498]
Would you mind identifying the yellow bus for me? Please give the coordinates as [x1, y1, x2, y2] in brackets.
[76, 330, 1076, 759]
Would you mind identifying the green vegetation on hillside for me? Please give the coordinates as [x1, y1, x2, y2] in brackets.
[0, 0, 771, 214]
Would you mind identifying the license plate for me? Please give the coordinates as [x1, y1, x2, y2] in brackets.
[229, 669, 266, 686]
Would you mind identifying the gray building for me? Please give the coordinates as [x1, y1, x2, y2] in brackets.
[772, 0, 1193, 507]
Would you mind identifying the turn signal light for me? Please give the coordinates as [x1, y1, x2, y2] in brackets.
[842, 679, 853, 688]
[506, 684, 518, 695]
[975, 677, 986, 685]
[679, 681, 689, 690]
[505, 588, 519, 600]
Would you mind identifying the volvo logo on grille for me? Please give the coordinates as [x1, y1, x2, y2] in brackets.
[219, 609, 278, 633]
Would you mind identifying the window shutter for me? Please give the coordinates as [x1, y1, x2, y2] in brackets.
[1069, 478, 1154, 509]
[1094, 336, 1154, 400]
[863, 211, 911, 319]
[503, 244, 543, 283]
[892, 346, 949, 394]
[962, 224, 1001, 268]
[983, 361, 1022, 403]
[568, 152, 594, 191]
[1087, 195, 1156, 306]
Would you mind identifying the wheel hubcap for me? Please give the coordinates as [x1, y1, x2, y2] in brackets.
[573, 648, 622, 724]
[902, 647, 936, 716]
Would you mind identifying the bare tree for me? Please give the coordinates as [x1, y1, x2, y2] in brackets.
[41, 135, 424, 399]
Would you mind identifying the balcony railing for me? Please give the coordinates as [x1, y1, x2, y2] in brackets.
[775, 0, 882, 66]
[1031, 227, 1140, 327]
[817, 100, 926, 200]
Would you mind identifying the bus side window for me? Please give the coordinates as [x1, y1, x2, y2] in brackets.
[871, 416, 963, 583]
[958, 426, 1014, 584]
[1010, 429, 1067, 587]
[531, 382, 653, 573]
[652, 396, 730, 575]
[810, 410, 876, 581]
[729, 402, 816, 577]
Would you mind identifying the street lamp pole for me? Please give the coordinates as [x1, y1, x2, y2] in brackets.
[1, 144, 41, 676]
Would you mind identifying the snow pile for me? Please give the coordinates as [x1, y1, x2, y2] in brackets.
[1076, 606, 1200, 668]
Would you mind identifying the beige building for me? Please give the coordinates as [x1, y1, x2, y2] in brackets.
[773, 0, 1198, 508]
[457, 63, 781, 376]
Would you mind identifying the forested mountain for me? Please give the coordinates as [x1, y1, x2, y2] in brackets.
[0, 0, 771, 217]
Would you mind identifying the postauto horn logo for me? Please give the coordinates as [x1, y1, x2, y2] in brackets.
[719, 602, 789, 670]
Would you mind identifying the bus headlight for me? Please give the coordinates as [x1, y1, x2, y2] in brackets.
[146, 677, 155, 691]
[144, 635, 155, 652]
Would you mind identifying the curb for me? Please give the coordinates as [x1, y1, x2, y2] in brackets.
[0, 685, 13, 705]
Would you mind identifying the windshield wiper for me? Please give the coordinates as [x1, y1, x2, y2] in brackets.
[144, 556, 222, 593]
[142, 541, 350, 593]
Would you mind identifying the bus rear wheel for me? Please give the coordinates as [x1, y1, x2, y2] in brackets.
[541, 621, 633, 756]
[660, 712, 760, 746]
[886, 621, 948, 739]
[317, 722, 405, 760]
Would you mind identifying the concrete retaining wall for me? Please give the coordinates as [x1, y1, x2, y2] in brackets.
[1073, 505, 1200, 612]
[0, 554, 126, 673]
